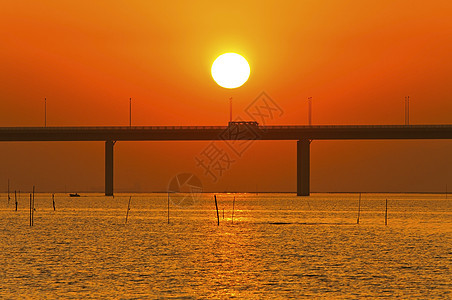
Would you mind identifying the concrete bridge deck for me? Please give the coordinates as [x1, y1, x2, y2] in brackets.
[1, 125, 452, 141]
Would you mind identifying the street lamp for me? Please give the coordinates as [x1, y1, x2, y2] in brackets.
[129, 97, 132, 127]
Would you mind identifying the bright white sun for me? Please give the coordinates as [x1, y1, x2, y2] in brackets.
[211, 53, 250, 89]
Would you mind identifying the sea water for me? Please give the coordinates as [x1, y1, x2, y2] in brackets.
[0, 193, 450, 299]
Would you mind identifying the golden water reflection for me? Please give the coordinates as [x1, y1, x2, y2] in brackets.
[0, 193, 450, 298]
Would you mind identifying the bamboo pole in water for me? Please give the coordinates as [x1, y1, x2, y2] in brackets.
[29, 194, 32, 227]
[32, 186, 35, 226]
[214, 195, 219, 226]
[231, 196, 235, 224]
[52, 194, 55, 211]
[385, 198, 388, 226]
[125, 196, 131, 224]
[15, 190, 18, 211]
[7, 179, 10, 204]
[167, 193, 170, 224]
[357, 192, 361, 224]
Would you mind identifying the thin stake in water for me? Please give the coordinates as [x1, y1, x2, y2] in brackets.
[231, 196, 235, 224]
[7, 179, 10, 204]
[15, 190, 18, 211]
[385, 198, 388, 226]
[214, 195, 219, 226]
[125, 196, 132, 224]
[52, 194, 55, 211]
[357, 192, 361, 224]
[167, 192, 170, 224]
[32, 186, 35, 226]
[29, 194, 32, 227]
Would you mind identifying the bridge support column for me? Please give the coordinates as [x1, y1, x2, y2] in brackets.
[105, 140, 115, 196]
[297, 139, 310, 196]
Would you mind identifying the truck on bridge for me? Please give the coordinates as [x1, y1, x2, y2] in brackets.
[228, 121, 259, 128]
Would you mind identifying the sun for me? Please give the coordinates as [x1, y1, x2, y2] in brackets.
[211, 53, 250, 89]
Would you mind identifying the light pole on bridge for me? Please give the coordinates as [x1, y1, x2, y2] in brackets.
[405, 96, 410, 125]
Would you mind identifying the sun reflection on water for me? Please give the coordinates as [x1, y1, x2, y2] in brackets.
[0, 192, 450, 298]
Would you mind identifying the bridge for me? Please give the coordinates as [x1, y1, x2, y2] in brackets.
[1, 124, 452, 196]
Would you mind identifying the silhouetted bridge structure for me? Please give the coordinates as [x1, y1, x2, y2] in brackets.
[1, 124, 452, 196]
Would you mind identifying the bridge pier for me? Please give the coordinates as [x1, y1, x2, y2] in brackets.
[297, 139, 310, 196]
[105, 140, 115, 196]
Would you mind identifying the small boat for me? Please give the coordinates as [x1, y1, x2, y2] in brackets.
[69, 193, 80, 197]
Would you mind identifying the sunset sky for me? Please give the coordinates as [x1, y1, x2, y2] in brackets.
[1, 1, 452, 193]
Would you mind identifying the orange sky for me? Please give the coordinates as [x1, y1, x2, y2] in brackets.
[1, 1, 452, 193]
